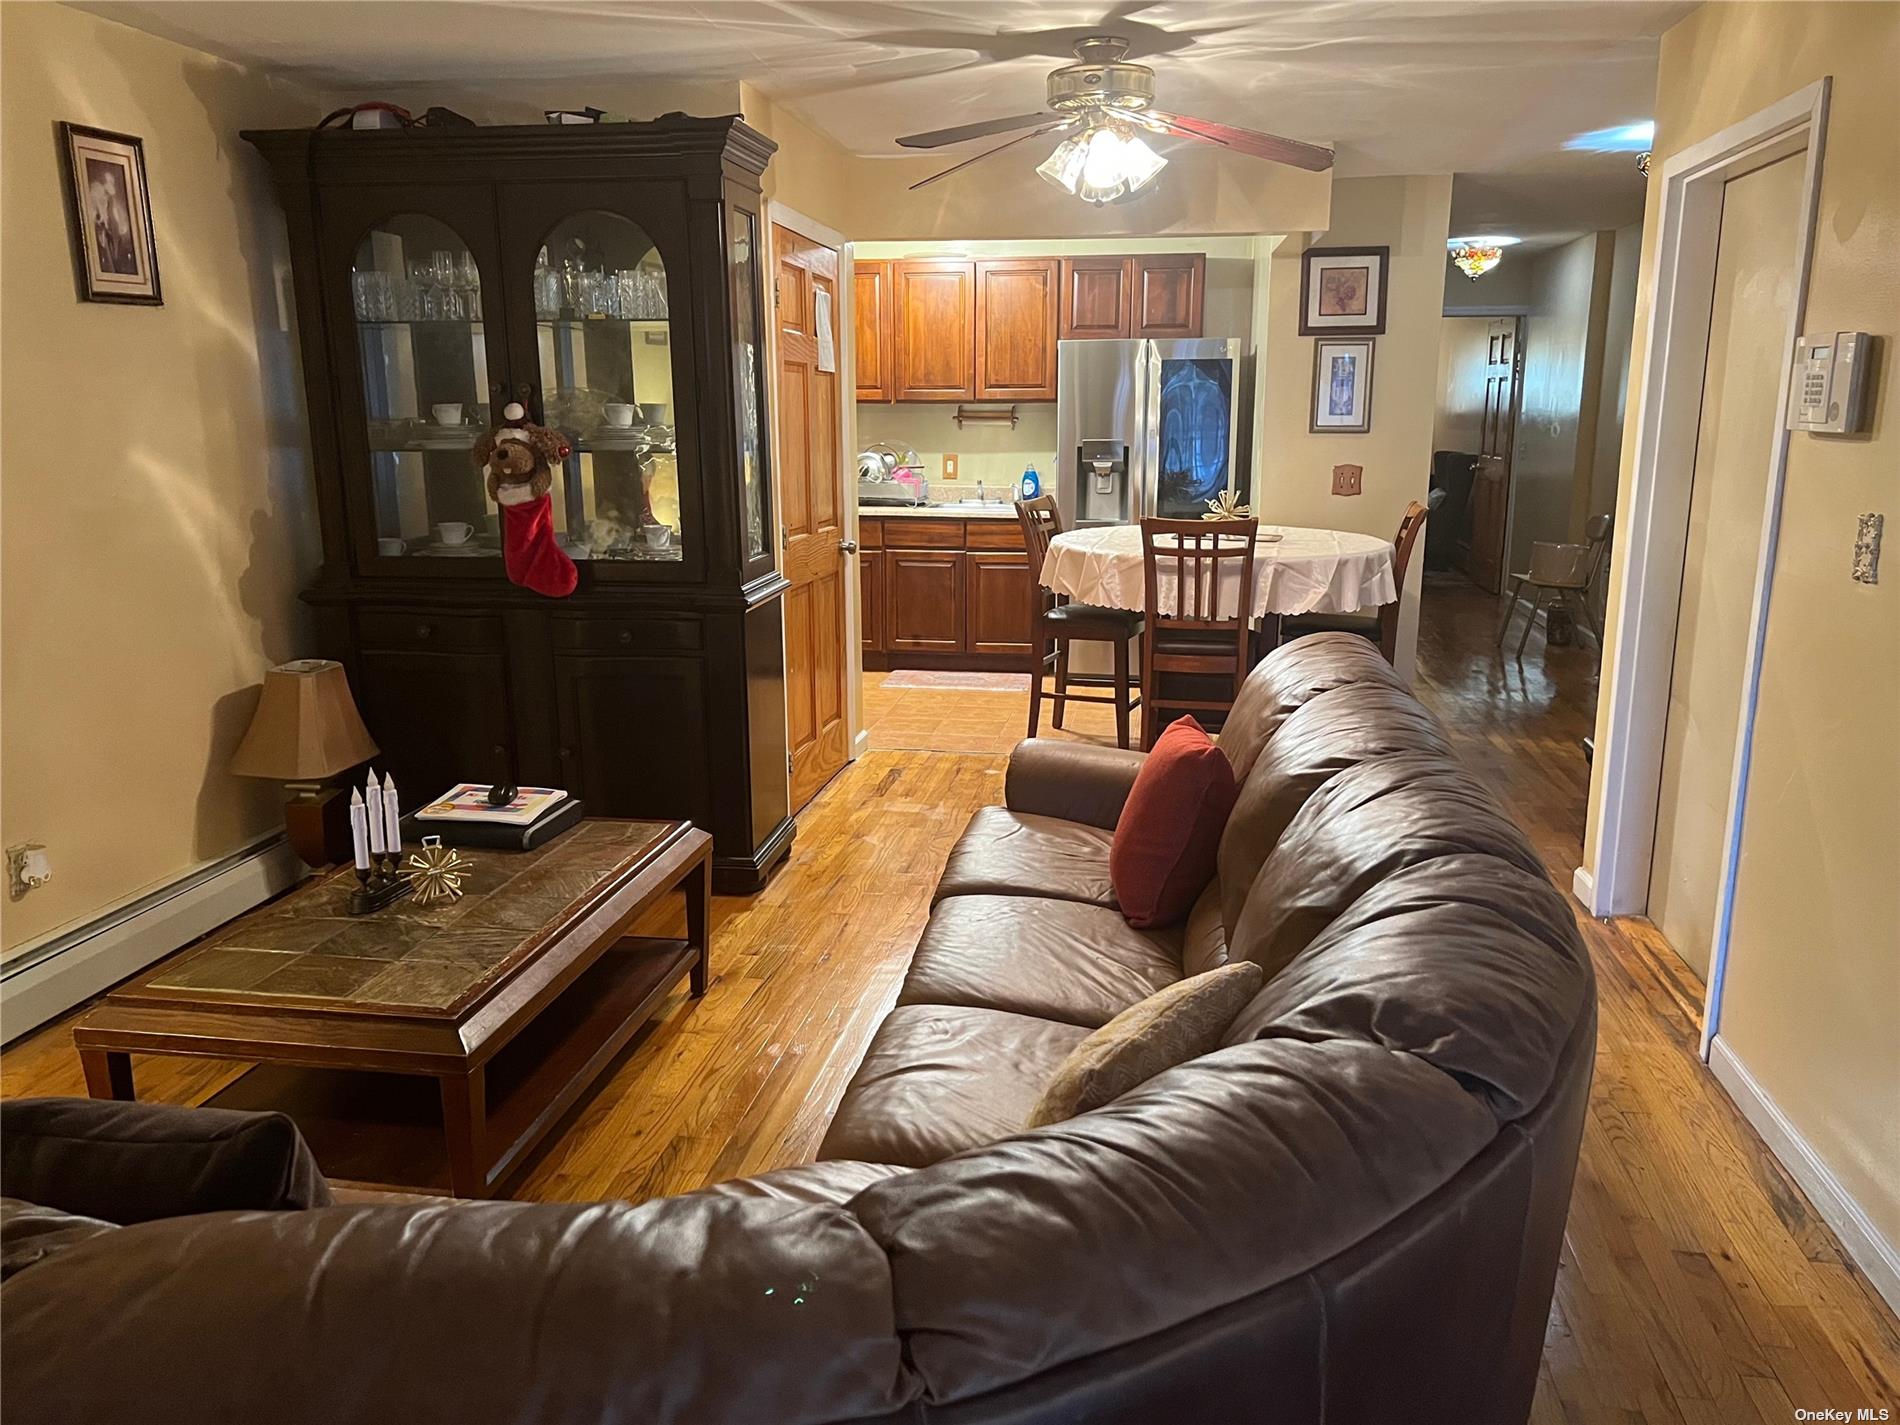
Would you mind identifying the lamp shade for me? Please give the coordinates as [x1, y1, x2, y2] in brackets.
[229, 659, 378, 781]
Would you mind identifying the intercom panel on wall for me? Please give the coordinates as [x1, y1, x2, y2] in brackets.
[1787, 331, 1873, 434]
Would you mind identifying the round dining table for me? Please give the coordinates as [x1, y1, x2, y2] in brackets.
[1040, 523, 1397, 623]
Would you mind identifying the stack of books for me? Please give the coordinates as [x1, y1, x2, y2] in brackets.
[410, 785, 583, 851]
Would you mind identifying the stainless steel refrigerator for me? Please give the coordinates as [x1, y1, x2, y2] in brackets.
[1054, 337, 1248, 526]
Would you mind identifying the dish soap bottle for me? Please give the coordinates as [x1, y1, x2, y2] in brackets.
[1019, 461, 1042, 501]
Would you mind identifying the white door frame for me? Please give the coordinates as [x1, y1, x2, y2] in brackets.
[1575, 79, 1829, 1060]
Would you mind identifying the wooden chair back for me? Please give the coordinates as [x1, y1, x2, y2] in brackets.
[1378, 500, 1430, 663]
[1016, 495, 1063, 617]
[1138, 517, 1259, 745]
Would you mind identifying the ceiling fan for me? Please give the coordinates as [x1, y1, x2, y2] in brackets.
[895, 35, 1333, 203]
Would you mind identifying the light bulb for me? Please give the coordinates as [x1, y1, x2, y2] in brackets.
[1039, 124, 1167, 204]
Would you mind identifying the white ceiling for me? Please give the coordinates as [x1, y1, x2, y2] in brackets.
[79, 0, 1686, 243]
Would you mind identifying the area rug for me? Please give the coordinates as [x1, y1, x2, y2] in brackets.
[881, 671, 1032, 692]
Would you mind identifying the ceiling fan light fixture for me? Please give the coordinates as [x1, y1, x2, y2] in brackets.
[1038, 122, 1166, 205]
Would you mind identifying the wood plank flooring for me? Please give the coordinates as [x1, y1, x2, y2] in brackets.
[4, 572, 1894, 1420]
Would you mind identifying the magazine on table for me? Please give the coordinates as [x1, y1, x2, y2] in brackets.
[415, 785, 570, 826]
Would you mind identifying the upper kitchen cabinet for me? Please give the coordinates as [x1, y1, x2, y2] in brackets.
[974, 258, 1058, 401]
[893, 258, 976, 401]
[1132, 252, 1205, 338]
[853, 258, 894, 402]
[1059, 256, 1135, 339]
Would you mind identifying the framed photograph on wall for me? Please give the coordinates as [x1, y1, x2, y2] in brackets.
[59, 123, 162, 305]
[1299, 246, 1386, 335]
[1311, 338, 1374, 433]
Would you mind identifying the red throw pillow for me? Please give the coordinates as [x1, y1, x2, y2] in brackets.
[1110, 717, 1240, 928]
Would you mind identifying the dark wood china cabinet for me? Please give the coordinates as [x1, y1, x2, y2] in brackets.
[245, 116, 792, 892]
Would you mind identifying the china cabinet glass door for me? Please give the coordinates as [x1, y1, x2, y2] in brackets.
[342, 208, 510, 566]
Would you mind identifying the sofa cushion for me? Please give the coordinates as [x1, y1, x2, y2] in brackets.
[1004, 741, 1148, 832]
[1216, 682, 1453, 942]
[1110, 717, 1238, 929]
[934, 806, 1116, 909]
[1224, 854, 1592, 1123]
[0, 1199, 117, 1281]
[1218, 632, 1407, 783]
[898, 895, 1182, 1029]
[1228, 753, 1547, 979]
[0, 1098, 332, 1225]
[1026, 964, 1265, 1128]
[818, 1006, 1091, 1168]
[1180, 880, 1229, 976]
[694, 1161, 910, 1206]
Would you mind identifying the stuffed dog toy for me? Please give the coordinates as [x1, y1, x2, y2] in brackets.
[471, 402, 577, 596]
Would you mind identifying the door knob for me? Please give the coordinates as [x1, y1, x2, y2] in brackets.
[839, 539, 860, 554]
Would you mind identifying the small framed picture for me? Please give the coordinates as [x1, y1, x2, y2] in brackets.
[1311, 338, 1374, 433]
[1299, 246, 1387, 335]
[60, 123, 162, 305]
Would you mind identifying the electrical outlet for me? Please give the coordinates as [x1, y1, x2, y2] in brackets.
[1332, 463, 1363, 496]
[7, 844, 51, 901]
[943, 454, 960, 481]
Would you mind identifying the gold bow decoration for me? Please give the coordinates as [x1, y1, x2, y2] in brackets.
[403, 835, 471, 904]
[1203, 490, 1253, 521]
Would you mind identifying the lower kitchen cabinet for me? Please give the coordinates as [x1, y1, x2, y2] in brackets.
[858, 549, 884, 654]
[965, 553, 1032, 656]
[885, 550, 965, 653]
[860, 516, 1033, 671]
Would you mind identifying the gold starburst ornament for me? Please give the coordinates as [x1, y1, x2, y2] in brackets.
[1203, 489, 1253, 521]
[403, 835, 470, 904]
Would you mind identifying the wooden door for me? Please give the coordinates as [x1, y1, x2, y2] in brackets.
[854, 259, 893, 402]
[1132, 253, 1206, 338]
[966, 552, 1033, 656]
[1463, 317, 1520, 593]
[774, 223, 850, 812]
[975, 258, 1059, 401]
[886, 551, 965, 652]
[1059, 256, 1133, 339]
[893, 259, 976, 401]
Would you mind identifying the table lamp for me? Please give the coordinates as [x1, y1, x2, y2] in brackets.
[230, 659, 380, 866]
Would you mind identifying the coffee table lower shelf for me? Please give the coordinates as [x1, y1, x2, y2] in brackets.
[201, 935, 697, 1197]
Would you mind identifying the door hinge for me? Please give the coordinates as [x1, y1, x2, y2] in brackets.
[786, 752, 794, 776]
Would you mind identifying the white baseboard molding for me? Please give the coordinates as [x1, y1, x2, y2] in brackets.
[1709, 1036, 1900, 1317]
[1, 835, 301, 1044]
[852, 728, 870, 760]
[1571, 864, 1598, 913]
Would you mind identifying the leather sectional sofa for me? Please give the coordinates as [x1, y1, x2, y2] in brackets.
[2, 633, 1595, 1425]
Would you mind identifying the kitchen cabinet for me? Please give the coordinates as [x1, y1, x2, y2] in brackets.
[885, 550, 965, 652]
[965, 552, 1033, 656]
[858, 550, 884, 654]
[1132, 252, 1206, 338]
[859, 516, 1031, 669]
[893, 259, 976, 401]
[974, 258, 1059, 401]
[245, 115, 794, 893]
[854, 259, 894, 402]
[1059, 256, 1135, 339]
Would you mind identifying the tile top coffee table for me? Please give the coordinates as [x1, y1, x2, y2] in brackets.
[74, 818, 710, 1198]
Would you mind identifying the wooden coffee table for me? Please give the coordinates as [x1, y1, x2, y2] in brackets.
[73, 819, 710, 1198]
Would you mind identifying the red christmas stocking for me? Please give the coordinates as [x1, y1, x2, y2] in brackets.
[499, 492, 577, 597]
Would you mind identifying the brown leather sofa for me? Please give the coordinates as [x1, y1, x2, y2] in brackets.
[1, 633, 1594, 1425]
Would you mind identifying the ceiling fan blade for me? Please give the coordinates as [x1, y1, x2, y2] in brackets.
[909, 124, 1067, 190]
[1142, 109, 1335, 172]
[896, 112, 1058, 149]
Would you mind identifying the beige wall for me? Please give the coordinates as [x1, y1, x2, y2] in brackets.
[1, 5, 328, 953]
[1585, 2, 1900, 1253]
[1256, 176, 1453, 678]
[1586, 223, 1644, 528]
[1509, 231, 1615, 570]
[1433, 316, 1492, 455]
[1444, 253, 1533, 311]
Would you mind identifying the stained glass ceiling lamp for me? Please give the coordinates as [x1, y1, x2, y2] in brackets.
[1447, 234, 1522, 281]
[1037, 118, 1167, 205]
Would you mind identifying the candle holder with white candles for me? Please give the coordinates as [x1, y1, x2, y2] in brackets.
[347, 770, 413, 915]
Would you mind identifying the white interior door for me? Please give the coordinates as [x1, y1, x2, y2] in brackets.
[1646, 153, 1804, 979]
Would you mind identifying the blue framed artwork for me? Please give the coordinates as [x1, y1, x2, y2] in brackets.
[1310, 337, 1373, 433]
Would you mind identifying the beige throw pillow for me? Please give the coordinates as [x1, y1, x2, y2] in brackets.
[1025, 962, 1266, 1129]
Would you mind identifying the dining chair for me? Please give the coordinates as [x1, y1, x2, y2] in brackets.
[1497, 512, 1613, 656]
[1017, 496, 1143, 749]
[1279, 500, 1428, 664]
[1138, 517, 1259, 749]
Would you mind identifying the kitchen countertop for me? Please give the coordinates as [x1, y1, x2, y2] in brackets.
[859, 502, 1017, 520]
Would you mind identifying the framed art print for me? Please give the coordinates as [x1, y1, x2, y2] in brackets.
[1311, 338, 1374, 433]
[1299, 246, 1386, 335]
[60, 123, 162, 305]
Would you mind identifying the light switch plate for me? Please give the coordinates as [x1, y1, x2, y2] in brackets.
[1853, 512, 1883, 585]
[943, 454, 959, 480]
[1332, 463, 1363, 496]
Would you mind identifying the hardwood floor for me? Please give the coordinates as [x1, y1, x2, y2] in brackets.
[3, 572, 1894, 1419]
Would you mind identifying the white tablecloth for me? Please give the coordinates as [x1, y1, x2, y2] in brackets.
[1041, 524, 1397, 619]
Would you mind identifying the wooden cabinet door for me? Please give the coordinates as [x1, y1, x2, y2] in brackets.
[885, 550, 965, 652]
[859, 550, 885, 654]
[975, 258, 1058, 401]
[893, 259, 975, 401]
[552, 654, 711, 826]
[966, 552, 1033, 657]
[1132, 253, 1206, 338]
[1059, 256, 1135, 340]
[854, 259, 893, 402]
[355, 648, 516, 797]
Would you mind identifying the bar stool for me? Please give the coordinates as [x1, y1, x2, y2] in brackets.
[1017, 496, 1143, 749]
